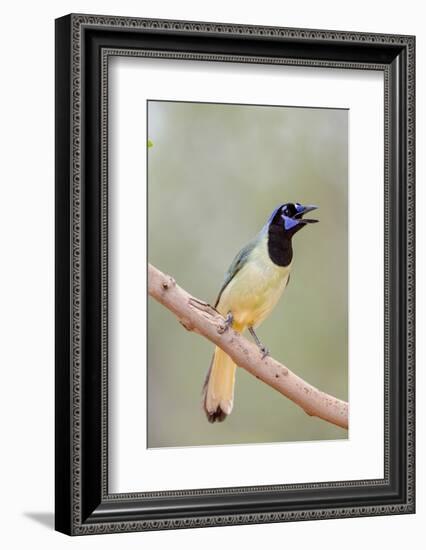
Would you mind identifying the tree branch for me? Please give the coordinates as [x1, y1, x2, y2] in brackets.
[148, 263, 348, 430]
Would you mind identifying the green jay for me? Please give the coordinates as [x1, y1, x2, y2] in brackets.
[202, 203, 318, 422]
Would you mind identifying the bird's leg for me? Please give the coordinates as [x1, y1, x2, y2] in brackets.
[224, 311, 233, 329]
[218, 311, 234, 334]
[248, 327, 269, 359]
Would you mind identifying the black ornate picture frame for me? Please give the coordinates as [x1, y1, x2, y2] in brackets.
[55, 14, 415, 535]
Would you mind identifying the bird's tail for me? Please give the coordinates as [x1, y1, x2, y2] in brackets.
[202, 347, 236, 423]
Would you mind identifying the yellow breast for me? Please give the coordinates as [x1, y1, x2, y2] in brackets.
[217, 236, 291, 331]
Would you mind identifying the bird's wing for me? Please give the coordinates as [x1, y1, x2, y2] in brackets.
[214, 239, 257, 308]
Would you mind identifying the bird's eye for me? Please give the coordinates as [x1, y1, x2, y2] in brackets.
[283, 204, 296, 217]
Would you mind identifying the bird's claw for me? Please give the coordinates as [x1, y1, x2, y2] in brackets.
[248, 327, 269, 359]
[260, 346, 269, 359]
[224, 312, 233, 329]
[218, 312, 233, 334]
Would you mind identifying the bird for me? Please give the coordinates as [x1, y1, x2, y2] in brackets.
[202, 202, 318, 423]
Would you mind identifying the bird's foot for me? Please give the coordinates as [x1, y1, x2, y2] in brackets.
[248, 327, 269, 359]
[260, 346, 269, 360]
[218, 311, 233, 334]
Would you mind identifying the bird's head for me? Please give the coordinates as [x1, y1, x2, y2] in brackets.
[269, 203, 319, 237]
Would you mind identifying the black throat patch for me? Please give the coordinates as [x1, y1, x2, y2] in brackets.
[267, 223, 293, 267]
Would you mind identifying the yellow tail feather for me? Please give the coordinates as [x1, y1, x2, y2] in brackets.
[203, 347, 236, 423]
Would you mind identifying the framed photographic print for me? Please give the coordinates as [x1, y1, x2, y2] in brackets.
[55, 14, 415, 535]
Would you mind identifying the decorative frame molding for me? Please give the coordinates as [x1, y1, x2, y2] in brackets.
[55, 14, 415, 535]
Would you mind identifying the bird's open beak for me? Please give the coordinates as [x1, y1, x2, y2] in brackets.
[295, 204, 319, 224]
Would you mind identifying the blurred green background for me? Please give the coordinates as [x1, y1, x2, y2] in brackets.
[147, 100, 348, 448]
